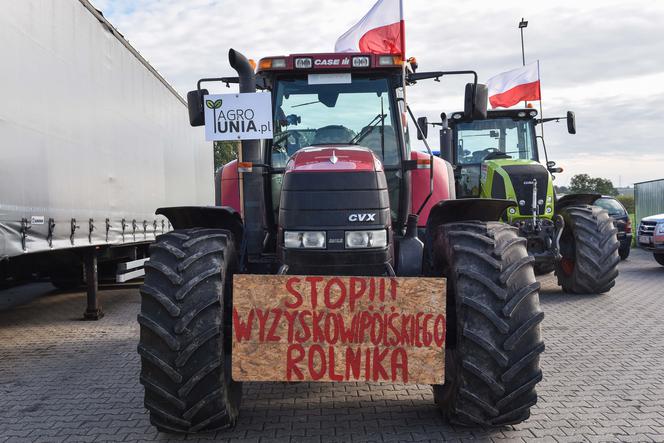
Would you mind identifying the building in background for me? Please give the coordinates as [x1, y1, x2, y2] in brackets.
[635, 179, 664, 222]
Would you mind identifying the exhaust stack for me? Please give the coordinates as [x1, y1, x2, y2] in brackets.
[229, 48, 268, 260]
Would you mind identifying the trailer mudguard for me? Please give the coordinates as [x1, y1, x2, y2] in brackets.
[425, 198, 516, 229]
[156, 206, 243, 241]
[556, 193, 601, 211]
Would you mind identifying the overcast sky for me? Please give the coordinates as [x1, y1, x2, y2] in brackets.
[91, 0, 664, 186]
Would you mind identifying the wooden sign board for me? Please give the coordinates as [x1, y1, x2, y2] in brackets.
[232, 275, 446, 384]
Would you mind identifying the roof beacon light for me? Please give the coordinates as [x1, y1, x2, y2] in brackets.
[352, 56, 370, 68]
[294, 57, 313, 69]
[378, 55, 401, 66]
[258, 57, 286, 70]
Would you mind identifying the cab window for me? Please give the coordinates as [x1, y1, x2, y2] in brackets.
[455, 118, 537, 164]
[271, 77, 400, 167]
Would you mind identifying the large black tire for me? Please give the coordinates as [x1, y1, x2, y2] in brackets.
[430, 221, 545, 426]
[555, 205, 620, 294]
[533, 262, 555, 276]
[138, 228, 241, 433]
[654, 253, 664, 266]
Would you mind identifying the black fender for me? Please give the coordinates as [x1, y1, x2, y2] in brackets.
[422, 199, 516, 275]
[156, 206, 243, 241]
[556, 193, 601, 211]
[425, 198, 516, 230]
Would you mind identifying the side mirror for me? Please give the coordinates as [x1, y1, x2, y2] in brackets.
[547, 160, 563, 174]
[416, 116, 428, 140]
[464, 83, 488, 120]
[566, 111, 576, 134]
[187, 88, 209, 127]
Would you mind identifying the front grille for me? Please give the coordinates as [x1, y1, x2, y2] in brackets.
[639, 221, 656, 236]
[502, 164, 549, 216]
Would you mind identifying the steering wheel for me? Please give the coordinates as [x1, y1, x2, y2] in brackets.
[483, 148, 512, 161]
[274, 130, 307, 156]
[471, 148, 498, 162]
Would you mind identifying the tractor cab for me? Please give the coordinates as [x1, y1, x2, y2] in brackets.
[257, 53, 409, 228]
[447, 108, 544, 204]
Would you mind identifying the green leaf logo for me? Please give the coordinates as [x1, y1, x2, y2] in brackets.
[214, 99, 223, 109]
[206, 100, 215, 109]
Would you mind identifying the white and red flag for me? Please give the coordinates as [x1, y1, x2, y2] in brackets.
[334, 0, 405, 57]
[487, 62, 541, 108]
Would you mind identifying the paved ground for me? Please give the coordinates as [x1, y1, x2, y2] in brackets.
[1, 249, 663, 442]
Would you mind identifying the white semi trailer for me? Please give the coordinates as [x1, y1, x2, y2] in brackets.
[0, 0, 213, 318]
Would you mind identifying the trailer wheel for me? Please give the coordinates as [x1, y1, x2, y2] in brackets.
[430, 221, 544, 426]
[555, 205, 620, 293]
[138, 228, 241, 433]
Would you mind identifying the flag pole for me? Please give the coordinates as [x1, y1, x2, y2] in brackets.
[400, 0, 407, 106]
[537, 60, 544, 141]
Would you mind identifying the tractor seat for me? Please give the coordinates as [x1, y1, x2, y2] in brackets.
[312, 125, 355, 145]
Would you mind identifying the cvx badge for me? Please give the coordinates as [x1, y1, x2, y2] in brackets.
[348, 213, 376, 222]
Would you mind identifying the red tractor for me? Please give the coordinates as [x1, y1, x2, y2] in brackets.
[137, 49, 545, 433]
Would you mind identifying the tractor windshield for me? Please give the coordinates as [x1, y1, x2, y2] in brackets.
[455, 118, 537, 164]
[271, 77, 400, 167]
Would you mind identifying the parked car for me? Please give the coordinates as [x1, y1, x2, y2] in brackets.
[637, 213, 664, 266]
[594, 196, 632, 260]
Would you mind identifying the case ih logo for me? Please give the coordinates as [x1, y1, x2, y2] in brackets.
[314, 57, 351, 66]
[348, 213, 376, 222]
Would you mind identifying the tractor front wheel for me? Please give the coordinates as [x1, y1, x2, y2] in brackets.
[430, 221, 545, 426]
[555, 205, 620, 294]
[138, 228, 241, 433]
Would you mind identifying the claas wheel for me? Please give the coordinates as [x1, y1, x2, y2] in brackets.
[555, 205, 620, 294]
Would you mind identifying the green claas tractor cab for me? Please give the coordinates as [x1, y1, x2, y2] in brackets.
[418, 108, 619, 293]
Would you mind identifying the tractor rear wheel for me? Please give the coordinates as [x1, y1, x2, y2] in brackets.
[138, 228, 241, 433]
[430, 221, 545, 426]
[555, 205, 620, 294]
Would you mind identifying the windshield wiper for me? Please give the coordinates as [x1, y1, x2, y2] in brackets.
[292, 100, 321, 108]
[349, 113, 387, 145]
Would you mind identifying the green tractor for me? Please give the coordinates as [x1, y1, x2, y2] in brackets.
[418, 108, 619, 293]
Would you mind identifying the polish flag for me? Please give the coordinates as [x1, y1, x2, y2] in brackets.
[334, 0, 405, 57]
[487, 62, 541, 108]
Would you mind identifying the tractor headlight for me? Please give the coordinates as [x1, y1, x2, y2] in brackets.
[657, 224, 664, 234]
[345, 230, 387, 249]
[284, 231, 326, 249]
